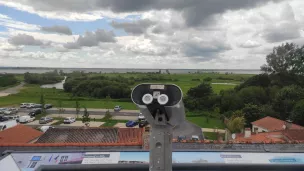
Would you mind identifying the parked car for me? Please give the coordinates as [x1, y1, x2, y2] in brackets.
[139, 119, 149, 128]
[0, 120, 17, 131]
[33, 104, 43, 108]
[40, 126, 54, 133]
[0, 108, 8, 114]
[138, 113, 145, 121]
[7, 115, 20, 122]
[39, 117, 48, 124]
[26, 103, 36, 109]
[28, 108, 42, 116]
[191, 135, 200, 141]
[20, 103, 29, 108]
[126, 120, 138, 127]
[46, 117, 53, 122]
[177, 135, 187, 142]
[0, 116, 9, 122]
[3, 108, 18, 115]
[114, 105, 122, 112]
[64, 117, 76, 124]
[19, 116, 35, 123]
[44, 104, 53, 109]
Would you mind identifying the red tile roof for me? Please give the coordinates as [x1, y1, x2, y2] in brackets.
[282, 129, 304, 142]
[0, 124, 43, 143]
[35, 127, 143, 145]
[251, 116, 304, 131]
[234, 131, 285, 143]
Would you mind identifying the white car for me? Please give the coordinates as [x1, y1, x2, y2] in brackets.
[27, 103, 36, 109]
[138, 113, 145, 121]
[19, 116, 35, 123]
[20, 103, 29, 108]
[64, 117, 76, 124]
[3, 108, 18, 115]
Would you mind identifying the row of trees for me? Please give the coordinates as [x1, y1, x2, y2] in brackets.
[64, 76, 132, 99]
[0, 74, 18, 87]
[24, 71, 64, 84]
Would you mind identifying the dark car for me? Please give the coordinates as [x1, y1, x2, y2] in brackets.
[0, 116, 9, 122]
[139, 119, 149, 128]
[126, 120, 138, 127]
[46, 117, 53, 122]
[177, 135, 187, 142]
[33, 104, 43, 108]
[28, 108, 42, 116]
[44, 104, 53, 109]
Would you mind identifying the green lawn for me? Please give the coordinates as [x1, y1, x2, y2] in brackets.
[0, 73, 254, 108]
[187, 116, 225, 129]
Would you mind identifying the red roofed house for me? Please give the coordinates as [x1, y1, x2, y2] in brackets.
[251, 116, 304, 133]
[0, 124, 43, 143]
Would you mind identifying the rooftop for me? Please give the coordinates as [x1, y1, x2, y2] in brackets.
[251, 116, 304, 131]
[0, 124, 43, 143]
[35, 127, 143, 144]
[234, 131, 285, 143]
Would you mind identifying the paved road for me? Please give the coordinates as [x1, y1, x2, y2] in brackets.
[0, 82, 24, 97]
[202, 128, 226, 133]
[19, 108, 140, 116]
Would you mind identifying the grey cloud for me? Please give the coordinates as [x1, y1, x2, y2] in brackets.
[262, 4, 300, 43]
[3, 47, 23, 51]
[20, 0, 280, 27]
[182, 40, 231, 61]
[111, 19, 154, 34]
[64, 29, 116, 49]
[41, 25, 72, 35]
[8, 34, 44, 46]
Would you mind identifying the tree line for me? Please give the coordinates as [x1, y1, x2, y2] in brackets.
[63, 75, 132, 99]
[185, 43, 304, 129]
[24, 70, 64, 84]
[0, 74, 18, 87]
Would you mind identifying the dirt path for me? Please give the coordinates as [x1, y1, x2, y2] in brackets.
[0, 82, 25, 97]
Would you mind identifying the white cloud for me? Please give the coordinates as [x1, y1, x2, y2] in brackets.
[0, 14, 40, 31]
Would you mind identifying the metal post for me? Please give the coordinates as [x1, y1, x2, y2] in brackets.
[149, 112, 173, 171]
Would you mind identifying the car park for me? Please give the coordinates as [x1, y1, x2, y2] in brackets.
[28, 108, 42, 116]
[114, 105, 122, 112]
[7, 115, 20, 122]
[64, 117, 76, 124]
[0, 108, 8, 114]
[46, 117, 53, 122]
[126, 120, 138, 127]
[3, 108, 18, 115]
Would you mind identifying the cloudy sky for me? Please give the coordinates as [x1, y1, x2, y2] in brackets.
[0, 0, 303, 69]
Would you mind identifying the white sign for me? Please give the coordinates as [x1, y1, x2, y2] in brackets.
[81, 152, 120, 164]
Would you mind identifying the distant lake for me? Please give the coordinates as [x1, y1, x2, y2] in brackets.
[40, 76, 66, 89]
[0, 67, 262, 75]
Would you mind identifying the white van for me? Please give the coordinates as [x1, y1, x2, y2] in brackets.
[40, 126, 54, 133]
[19, 116, 35, 123]
[0, 120, 17, 131]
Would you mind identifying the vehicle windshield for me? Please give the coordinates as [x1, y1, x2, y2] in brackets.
[1, 0, 304, 169]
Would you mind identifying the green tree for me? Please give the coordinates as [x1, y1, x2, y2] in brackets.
[40, 93, 45, 114]
[273, 85, 304, 119]
[187, 82, 213, 98]
[82, 107, 90, 123]
[219, 90, 243, 113]
[75, 100, 80, 118]
[242, 104, 265, 126]
[262, 43, 296, 73]
[290, 100, 304, 126]
[227, 116, 245, 133]
[203, 77, 212, 82]
[237, 86, 268, 105]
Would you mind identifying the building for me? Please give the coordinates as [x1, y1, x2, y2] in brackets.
[251, 116, 304, 133]
[0, 124, 43, 143]
[234, 128, 304, 143]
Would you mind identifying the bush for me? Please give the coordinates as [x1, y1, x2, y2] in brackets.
[0, 74, 18, 87]
[203, 77, 212, 82]
[191, 78, 200, 81]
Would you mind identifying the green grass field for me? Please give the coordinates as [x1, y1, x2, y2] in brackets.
[187, 116, 225, 129]
[0, 73, 254, 108]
